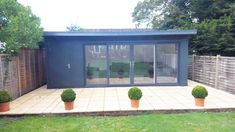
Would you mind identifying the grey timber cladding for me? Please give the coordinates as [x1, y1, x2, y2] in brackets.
[44, 29, 196, 88]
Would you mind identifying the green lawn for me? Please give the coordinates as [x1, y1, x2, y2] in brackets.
[0, 112, 235, 132]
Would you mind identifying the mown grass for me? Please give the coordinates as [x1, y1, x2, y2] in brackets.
[0, 112, 235, 132]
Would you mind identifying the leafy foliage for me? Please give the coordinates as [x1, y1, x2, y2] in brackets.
[128, 87, 142, 100]
[0, 90, 11, 103]
[182, 16, 235, 55]
[61, 89, 76, 102]
[191, 85, 208, 99]
[0, 0, 43, 54]
[132, 0, 235, 56]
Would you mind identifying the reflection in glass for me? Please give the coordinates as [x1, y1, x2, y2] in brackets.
[156, 44, 177, 83]
[134, 45, 155, 84]
[86, 45, 107, 85]
[109, 45, 130, 84]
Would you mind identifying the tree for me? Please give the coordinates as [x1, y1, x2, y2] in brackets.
[66, 24, 83, 32]
[185, 16, 235, 56]
[132, 0, 192, 29]
[0, 0, 43, 54]
[132, 0, 235, 56]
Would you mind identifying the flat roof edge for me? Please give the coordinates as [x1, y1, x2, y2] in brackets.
[44, 30, 197, 37]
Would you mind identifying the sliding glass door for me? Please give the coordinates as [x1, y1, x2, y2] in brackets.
[85, 43, 178, 86]
[134, 45, 155, 84]
[109, 45, 131, 85]
[85, 45, 107, 85]
[156, 44, 178, 83]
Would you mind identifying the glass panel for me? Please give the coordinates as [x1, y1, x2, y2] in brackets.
[109, 45, 130, 84]
[86, 45, 107, 85]
[134, 45, 155, 84]
[156, 44, 177, 83]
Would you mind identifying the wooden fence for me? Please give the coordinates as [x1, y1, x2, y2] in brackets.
[0, 49, 46, 99]
[188, 55, 235, 94]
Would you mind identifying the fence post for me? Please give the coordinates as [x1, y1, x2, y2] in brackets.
[192, 54, 195, 80]
[16, 55, 22, 96]
[0, 55, 3, 88]
[215, 55, 220, 89]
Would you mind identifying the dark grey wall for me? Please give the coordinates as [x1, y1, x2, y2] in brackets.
[45, 37, 85, 88]
[178, 39, 188, 85]
[45, 35, 189, 88]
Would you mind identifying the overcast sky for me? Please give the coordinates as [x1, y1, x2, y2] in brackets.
[18, 0, 142, 31]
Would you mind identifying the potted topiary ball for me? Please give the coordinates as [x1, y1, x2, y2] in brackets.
[0, 90, 11, 112]
[192, 85, 208, 106]
[61, 89, 76, 110]
[128, 87, 142, 108]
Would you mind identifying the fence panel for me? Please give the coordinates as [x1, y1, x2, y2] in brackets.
[0, 55, 19, 99]
[0, 49, 46, 99]
[18, 49, 46, 95]
[218, 57, 235, 94]
[189, 55, 235, 94]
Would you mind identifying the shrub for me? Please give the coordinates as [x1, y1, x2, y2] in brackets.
[128, 87, 142, 100]
[0, 90, 11, 103]
[61, 89, 76, 102]
[192, 85, 208, 99]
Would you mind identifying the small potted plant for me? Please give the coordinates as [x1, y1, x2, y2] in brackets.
[128, 87, 142, 108]
[192, 85, 208, 106]
[87, 69, 93, 79]
[118, 69, 124, 78]
[0, 90, 11, 112]
[148, 68, 154, 78]
[61, 89, 76, 110]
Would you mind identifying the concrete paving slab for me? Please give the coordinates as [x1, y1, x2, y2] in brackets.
[1, 80, 235, 115]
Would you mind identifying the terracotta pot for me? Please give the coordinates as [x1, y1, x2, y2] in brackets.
[64, 101, 74, 110]
[195, 98, 205, 106]
[131, 100, 140, 108]
[0, 102, 10, 112]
